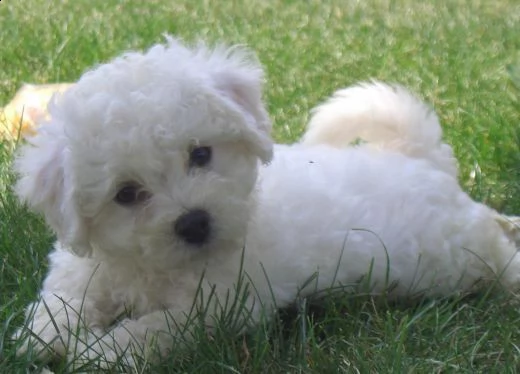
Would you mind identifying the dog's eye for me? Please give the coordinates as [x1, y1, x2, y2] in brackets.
[115, 184, 148, 206]
[189, 146, 212, 168]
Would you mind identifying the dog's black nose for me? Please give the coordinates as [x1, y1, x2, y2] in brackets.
[174, 209, 211, 246]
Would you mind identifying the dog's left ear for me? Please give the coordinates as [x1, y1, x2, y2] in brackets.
[14, 124, 91, 256]
[210, 48, 274, 164]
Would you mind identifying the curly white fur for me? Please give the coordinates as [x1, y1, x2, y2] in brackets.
[13, 38, 520, 368]
[302, 82, 457, 177]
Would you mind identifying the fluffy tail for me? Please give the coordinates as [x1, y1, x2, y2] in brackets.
[301, 81, 457, 177]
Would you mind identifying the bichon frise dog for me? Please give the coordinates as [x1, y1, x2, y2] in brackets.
[13, 37, 520, 367]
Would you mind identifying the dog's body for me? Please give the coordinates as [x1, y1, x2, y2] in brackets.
[13, 39, 520, 366]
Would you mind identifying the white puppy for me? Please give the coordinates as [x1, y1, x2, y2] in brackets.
[13, 38, 520, 367]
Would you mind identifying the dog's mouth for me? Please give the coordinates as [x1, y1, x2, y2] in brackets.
[174, 209, 212, 246]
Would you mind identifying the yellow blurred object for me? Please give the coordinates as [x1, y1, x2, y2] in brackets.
[0, 83, 72, 141]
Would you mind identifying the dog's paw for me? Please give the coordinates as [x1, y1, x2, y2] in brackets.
[11, 300, 73, 361]
[12, 324, 63, 362]
[67, 332, 136, 371]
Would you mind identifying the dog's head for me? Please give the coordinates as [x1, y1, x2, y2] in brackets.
[15, 38, 273, 265]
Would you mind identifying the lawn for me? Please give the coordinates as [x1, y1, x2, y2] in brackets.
[1, 0, 520, 372]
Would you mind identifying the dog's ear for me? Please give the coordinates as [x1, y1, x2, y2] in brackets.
[14, 127, 91, 256]
[211, 47, 274, 164]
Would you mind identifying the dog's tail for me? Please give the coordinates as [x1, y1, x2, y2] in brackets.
[301, 81, 457, 177]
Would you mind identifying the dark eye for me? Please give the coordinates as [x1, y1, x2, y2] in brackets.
[189, 146, 212, 167]
[115, 184, 148, 206]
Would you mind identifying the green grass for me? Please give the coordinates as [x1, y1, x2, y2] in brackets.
[1, 0, 520, 372]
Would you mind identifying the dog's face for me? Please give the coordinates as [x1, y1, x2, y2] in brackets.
[15, 39, 273, 265]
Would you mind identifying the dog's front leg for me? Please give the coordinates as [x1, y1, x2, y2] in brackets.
[13, 291, 111, 362]
[13, 249, 116, 362]
[69, 307, 194, 368]
[69, 286, 257, 368]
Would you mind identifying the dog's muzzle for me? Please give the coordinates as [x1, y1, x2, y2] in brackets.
[174, 209, 212, 246]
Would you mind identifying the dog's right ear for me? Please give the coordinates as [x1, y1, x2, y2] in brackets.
[14, 127, 91, 256]
[207, 45, 274, 164]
